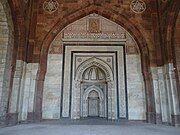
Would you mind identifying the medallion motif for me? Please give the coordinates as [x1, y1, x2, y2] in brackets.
[130, 0, 146, 13]
[43, 0, 59, 14]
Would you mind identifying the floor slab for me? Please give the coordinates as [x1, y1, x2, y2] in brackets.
[0, 118, 180, 135]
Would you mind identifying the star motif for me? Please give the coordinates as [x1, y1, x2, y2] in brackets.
[130, 0, 146, 13]
[43, 0, 59, 14]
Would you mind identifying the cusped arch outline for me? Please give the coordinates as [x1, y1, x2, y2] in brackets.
[75, 57, 113, 81]
[83, 85, 104, 101]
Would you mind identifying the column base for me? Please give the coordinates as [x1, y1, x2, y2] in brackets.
[6, 113, 18, 125]
[27, 112, 35, 122]
[27, 112, 42, 122]
[146, 112, 156, 124]
[155, 113, 162, 124]
[171, 115, 180, 127]
[0, 115, 6, 125]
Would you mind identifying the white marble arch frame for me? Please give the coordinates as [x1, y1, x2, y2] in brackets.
[82, 85, 105, 117]
[75, 57, 114, 81]
[72, 57, 116, 119]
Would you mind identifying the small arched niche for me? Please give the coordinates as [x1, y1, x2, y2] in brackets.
[88, 90, 100, 117]
[82, 85, 105, 118]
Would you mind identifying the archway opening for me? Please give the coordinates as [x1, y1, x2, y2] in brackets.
[81, 65, 107, 118]
[42, 13, 146, 121]
[88, 90, 100, 117]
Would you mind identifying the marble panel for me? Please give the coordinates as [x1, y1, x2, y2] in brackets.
[126, 55, 146, 120]
[9, 60, 25, 113]
[157, 66, 169, 123]
[42, 55, 62, 119]
[19, 63, 39, 121]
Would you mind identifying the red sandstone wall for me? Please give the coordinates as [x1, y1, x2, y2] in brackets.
[34, 0, 155, 64]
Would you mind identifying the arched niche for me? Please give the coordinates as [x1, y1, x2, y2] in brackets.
[75, 57, 113, 82]
[42, 13, 146, 122]
[71, 57, 115, 119]
[82, 85, 105, 117]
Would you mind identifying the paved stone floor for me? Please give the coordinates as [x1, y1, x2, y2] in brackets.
[0, 118, 180, 135]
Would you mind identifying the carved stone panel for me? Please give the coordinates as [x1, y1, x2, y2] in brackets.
[88, 19, 101, 33]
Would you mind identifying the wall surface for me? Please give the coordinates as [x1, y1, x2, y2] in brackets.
[43, 54, 62, 119]
[0, 1, 13, 123]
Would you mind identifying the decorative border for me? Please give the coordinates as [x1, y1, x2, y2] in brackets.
[61, 44, 128, 119]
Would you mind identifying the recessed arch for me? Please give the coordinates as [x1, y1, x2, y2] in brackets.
[75, 57, 113, 81]
[36, 4, 153, 120]
[82, 85, 105, 118]
[83, 85, 104, 101]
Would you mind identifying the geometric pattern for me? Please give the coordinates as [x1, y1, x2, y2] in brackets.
[130, 0, 146, 14]
[43, 0, 59, 14]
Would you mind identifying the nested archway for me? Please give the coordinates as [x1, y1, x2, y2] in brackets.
[83, 85, 105, 117]
[72, 57, 115, 119]
[75, 57, 113, 81]
[37, 4, 153, 122]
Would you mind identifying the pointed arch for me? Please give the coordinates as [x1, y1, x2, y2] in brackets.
[35, 4, 153, 121]
[75, 57, 113, 81]
[83, 85, 104, 101]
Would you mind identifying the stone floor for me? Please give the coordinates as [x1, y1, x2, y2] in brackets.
[0, 118, 180, 135]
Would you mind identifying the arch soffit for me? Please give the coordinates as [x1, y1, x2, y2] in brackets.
[75, 57, 113, 81]
[83, 85, 104, 100]
[166, 1, 180, 62]
[40, 5, 150, 66]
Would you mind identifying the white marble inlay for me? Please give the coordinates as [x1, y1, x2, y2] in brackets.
[130, 0, 146, 14]
[43, 0, 59, 14]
